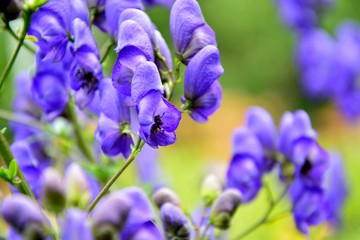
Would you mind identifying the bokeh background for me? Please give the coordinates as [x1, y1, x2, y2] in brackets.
[1, 0, 360, 239]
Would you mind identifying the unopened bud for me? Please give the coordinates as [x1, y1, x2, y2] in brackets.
[201, 174, 222, 206]
[210, 189, 242, 230]
[160, 203, 191, 240]
[64, 163, 91, 209]
[91, 193, 131, 239]
[152, 187, 181, 209]
[40, 168, 66, 213]
[0, 0, 23, 21]
[0, 194, 47, 235]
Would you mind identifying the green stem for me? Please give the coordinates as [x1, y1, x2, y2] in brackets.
[0, 11, 32, 91]
[66, 101, 97, 164]
[100, 39, 114, 64]
[87, 139, 145, 213]
[0, 133, 35, 199]
[0, 108, 46, 130]
[199, 222, 211, 240]
[6, 24, 36, 54]
[234, 185, 290, 240]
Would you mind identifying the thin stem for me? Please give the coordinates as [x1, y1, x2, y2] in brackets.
[100, 39, 114, 64]
[66, 100, 97, 164]
[0, 108, 46, 130]
[0, 12, 32, 91]
[0, 133, 36, 200]
[234, 185, 290, 240]
[87, 139, 145, 213]
[195, 205, 207, 240]
[6, 24, 36, 54]
[199, 222, 211, 240]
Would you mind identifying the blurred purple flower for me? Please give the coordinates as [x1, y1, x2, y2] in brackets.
[291, 137, 329, 187]
[70, 18, 102, 108]
[226, 128, 264, 202]
[278, 110, 317, 159]
[1, 194, 47, 234]
[160, 203, 191, 239]
[96, 78, 133, 157]
[142, 0, 175, 8]
[182, 45, 223, 123]
[61, 209, 93, 240]
[245, 107, 277, 171]
[289, 181, 328, 235]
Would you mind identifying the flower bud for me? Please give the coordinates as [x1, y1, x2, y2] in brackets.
[201, 174, 222, 206]
[160, 203, 191, 240]
[152, 187, 181, 209]
[0, 0, 23, 21]
[64, 163, 91, 209]
[210, 189, 242, 230]
[1, 194, 47, 234]
[91, 193, 131, 239]
[40, 167, 66, 213]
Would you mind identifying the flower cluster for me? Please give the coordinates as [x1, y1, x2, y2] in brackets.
[225, 107, 348, 234]
[276, 0, 360, 119]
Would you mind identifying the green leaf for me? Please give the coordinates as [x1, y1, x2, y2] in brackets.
[0, 167, 11, 182]
[8, 160, 18, 180]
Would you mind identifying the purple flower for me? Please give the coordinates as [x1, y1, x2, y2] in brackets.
[1, 194, 47, 234]
[105, 0, 143, 38]
[70, 18, 102, 108]
[11, 141, 50, 198]
[289, 181, 328, 235]
[182, 45, 223, 123]
[154, 30, 173, 75]
[61, 209, 93, 240]
[324, 153, 348, 227]
[137, 90, 181, 148]
[160, 203, 191, 239]
[170, 0, 216, 63]
[119, 8, 155, 45]
[84, 0, 107, 32]
[28, 0, 88, 62]
[278, 110, 317, 159]
[226, 127, 264, 202]
[275, 0, 333, 32]
[142, 0, 175, 8]
[32, 68, 69, 120]
[296, 29, 336, 99]
[11, 72, 42, 141]
[112, 20, 154, 102]
[245, 107, 277, 171]
[291, 137, 329, 187]
[96, 78, 133, 157]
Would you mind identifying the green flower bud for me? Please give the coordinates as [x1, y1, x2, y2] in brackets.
[152, 187, 181, 209]
[210, 189, 242, 230]
[201, 174, 221, 206]
[64, 163, 91, 209]
[40, 168, 66, 213]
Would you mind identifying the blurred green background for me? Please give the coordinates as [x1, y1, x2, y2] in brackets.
[1, 0, 360, 239]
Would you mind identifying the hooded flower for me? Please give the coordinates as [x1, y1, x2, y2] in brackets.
[226, 127, 264, 202]
[137, 90, 181, 148]
[278, 110, 317, 159]
[291, 137, 330, 187]
[289, 181, 328, 235]
[96, 78, 133, 157]
[28, 0, 89, 62]
[105, 0, 143, 38]
[182, 45, 223, 123]
[112, 20, 154, 103]
[160, 203, 191, 239]
[170, 0, 216, 64]
[245, 107, 277, 171]
[70, 18, 103, 108]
